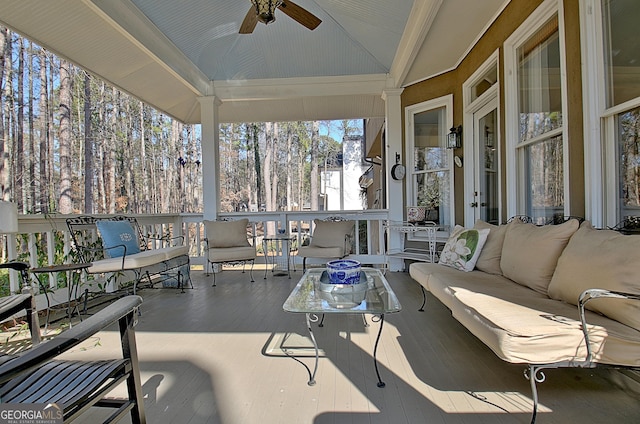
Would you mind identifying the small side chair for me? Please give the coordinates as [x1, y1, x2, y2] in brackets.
[203, 218, 257, 286]
[298, 217, 355, 272]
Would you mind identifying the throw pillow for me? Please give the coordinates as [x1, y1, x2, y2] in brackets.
[96, 220, 141, 258]
[548, 221, 640, 331]
[500, 218, 579, 294]
[473, 220, 508, 275]
[438, 225, 490, 272]
[204, 219, 251, 248]
[310, 219, 354, 248]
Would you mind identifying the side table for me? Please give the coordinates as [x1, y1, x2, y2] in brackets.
[31, 262, 92, 330]
[263, 233, 295, 279]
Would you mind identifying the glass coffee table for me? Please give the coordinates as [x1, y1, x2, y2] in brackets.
[283, 267, 401, 387]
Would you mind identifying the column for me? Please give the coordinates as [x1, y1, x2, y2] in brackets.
[383, 88, 405, 271]
[198, 96, 222, 220]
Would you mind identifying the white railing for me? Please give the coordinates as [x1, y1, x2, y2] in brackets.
[5, 210, 390, 305]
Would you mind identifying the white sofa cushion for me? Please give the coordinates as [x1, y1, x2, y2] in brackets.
[204, 219, 251, 248]
[473, 220, 508, 275]
[500, 218, 579, 294]
[308, 219, 354, 248]
[548, 221, 640, 331]
[410, 262, 640, 366]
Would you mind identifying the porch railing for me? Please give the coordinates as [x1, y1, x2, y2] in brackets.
[4, 210, 390, 309]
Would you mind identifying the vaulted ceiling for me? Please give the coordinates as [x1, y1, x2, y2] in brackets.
[0, 0, 509, 124]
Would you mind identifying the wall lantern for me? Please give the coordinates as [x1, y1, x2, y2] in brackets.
[447, 125, 462, 149]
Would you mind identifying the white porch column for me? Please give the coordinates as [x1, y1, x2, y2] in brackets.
[383, 88, 405, 271]
[198, 96, 222, 220]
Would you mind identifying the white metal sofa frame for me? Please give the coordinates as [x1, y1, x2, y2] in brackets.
[0, 295, 145, 423]
[66, 215, 191, 295]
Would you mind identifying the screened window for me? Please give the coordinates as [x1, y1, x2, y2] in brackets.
[602, 0, 640, 221]
[516, 14, 564, 222]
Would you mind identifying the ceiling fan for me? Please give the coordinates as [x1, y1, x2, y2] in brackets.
[239, 0, 322, 34]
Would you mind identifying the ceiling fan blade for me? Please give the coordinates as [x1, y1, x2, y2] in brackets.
[239, 7, 258, 34]
[278, 1, 322, 30]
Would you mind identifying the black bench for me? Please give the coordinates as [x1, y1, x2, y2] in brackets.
[0, 295, 145, 423]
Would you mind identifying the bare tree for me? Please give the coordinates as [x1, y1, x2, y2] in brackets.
[58, 59, 73, 214]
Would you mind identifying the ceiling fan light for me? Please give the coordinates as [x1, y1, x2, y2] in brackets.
[251, 0, 283, 25]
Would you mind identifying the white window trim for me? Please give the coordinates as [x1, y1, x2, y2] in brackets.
[504, 0, 569, 219]
[462, 49, 501, 227]
[581, 0, 640, 227]
[404, 94, 454, 240]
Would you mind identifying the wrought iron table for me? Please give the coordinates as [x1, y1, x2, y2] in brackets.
[263, 233, 295, 279]
[283, 267, 401, 387]
[31, 262, 92, 330]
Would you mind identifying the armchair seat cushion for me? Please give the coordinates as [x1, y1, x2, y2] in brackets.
[298, 245, 345, 259]
[208, 246, 256, 263]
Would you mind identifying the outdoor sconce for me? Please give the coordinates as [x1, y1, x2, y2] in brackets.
[447, 125, 462, 149]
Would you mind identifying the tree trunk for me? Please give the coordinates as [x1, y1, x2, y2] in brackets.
[83, 73, 93, 213]
[38, 48, 49, 213]
[58, 59, 73, 214]
[310, 121, 319, 211]
[0, 27, 10, 200]
[15, 37, 24, 210]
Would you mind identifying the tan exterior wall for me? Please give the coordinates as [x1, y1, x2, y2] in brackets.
[401, 0, 584, 224]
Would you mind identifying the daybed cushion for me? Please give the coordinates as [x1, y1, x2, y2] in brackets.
[500, 218, 579, 294]
[438, 225, 489, 272]
[548, 221, 640, 331]
[96, 220, 141, 258]
[89, 249, 167, 273]
[309, 219, 354, 248]
[473, 220, 508, 275]
[410, 262, 640, 366]
[204, 219, 251, 248]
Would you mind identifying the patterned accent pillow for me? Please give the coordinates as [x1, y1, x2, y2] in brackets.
[438, 225, 490, 272]
[96, 220, 141, 258]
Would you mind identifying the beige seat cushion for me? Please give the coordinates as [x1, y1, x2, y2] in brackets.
[208, 246, 256, 263]
[474, 220, 508, 275]
[548, 221, 640, 331]
[410, 262, 640, 366]
[500, 218, 579, 294]
[298, 245, 345, 260]
[204, 219, 251, 248]
[309, 219, 354, 248]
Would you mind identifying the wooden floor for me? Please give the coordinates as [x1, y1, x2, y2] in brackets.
[61, 266, 640, 424]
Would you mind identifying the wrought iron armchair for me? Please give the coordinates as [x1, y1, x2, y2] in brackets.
[203, 218, 257, 286]
[298, 217, 355, 272]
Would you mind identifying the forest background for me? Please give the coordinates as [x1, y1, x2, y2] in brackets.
[0, 26, 364, 216]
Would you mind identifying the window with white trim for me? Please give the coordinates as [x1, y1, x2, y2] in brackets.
[405, 96, 454, 239]
[505, 0, 566, 224]
[603, 0, 640, 223]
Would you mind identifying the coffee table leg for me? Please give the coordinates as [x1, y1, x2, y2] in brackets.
[305, 313, 319, 386]
[373, 313, 386, 387]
